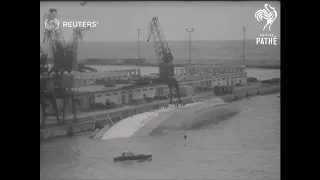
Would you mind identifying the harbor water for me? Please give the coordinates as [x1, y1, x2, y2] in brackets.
[40, 93, 280, 180]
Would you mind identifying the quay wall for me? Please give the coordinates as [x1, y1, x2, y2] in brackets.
[40, 85, 280, 141]
[219, 86, 280, 103]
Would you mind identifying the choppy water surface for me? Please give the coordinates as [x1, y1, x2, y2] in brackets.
[40, 93, 280, 180]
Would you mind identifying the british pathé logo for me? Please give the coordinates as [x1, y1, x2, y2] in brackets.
[255, 4, 278, 45]
[255, 3, 277, 31]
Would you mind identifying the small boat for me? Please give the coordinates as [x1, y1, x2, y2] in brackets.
[114, 152, 152, 162]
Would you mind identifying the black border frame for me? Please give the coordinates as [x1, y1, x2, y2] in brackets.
[6, 0, 309, 179]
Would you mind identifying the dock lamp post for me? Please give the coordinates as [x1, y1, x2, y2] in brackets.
[137, 28, 141, 76]
[186, 28, 194, 65]
[186, 28, 194, 77]
[242, 26, 246, 65]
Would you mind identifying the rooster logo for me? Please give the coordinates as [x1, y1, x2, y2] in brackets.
[255, 4, 277, 31]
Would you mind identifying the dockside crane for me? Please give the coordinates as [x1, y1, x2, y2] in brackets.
[41, 8, 66, 126]
[41, 8, 90, 127]
[67, 27, 90, 72]
[43, 8, 66, 69]
[64, 26, 90, 121]
[41, 6, 96, 130]
[147, 17, 181, 104]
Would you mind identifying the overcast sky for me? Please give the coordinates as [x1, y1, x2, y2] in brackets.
[40, 1, 280, 42]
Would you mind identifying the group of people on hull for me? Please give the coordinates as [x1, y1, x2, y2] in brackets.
[162, 102, 186, 109]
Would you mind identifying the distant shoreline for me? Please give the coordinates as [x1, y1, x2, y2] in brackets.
[42, 40, 280, 69]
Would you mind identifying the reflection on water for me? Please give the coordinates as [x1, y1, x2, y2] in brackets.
[40, 93, 280, 180]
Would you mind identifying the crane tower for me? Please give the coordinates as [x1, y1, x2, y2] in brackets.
[147, 17, 181, 104]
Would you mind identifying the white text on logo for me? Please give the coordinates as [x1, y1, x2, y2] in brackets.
[62, 21, 99, 28]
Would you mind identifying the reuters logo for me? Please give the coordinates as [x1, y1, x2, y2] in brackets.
[45, 18, 60, 31]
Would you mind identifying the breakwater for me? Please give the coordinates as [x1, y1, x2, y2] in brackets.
[40, 85, 280, 141]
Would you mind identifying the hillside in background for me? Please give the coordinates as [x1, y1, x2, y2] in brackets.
[41, 40, 280, 66]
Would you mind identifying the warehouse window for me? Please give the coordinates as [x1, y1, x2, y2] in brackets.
[149, 88, 153, 90]
[105, 93, 110, 96]
[97, 94, 102, 98]
[113, 92, 118, 95]
[143, 88, 147, 91]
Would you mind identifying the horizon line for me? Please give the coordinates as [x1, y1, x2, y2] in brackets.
[41, 39, 280, 44]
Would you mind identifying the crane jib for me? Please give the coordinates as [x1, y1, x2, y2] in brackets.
[147, 17, 181, 104]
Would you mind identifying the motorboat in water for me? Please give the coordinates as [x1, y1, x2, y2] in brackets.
[114, 152, 152, 162]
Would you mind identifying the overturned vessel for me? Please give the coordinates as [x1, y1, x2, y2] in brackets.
[101, 98, 241, 140]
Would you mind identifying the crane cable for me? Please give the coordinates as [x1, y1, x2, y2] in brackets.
[179, 119, 188, 139]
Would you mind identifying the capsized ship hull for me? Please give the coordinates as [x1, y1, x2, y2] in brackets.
[149, 99, 240, 135]
[101, 98, 241, 140]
